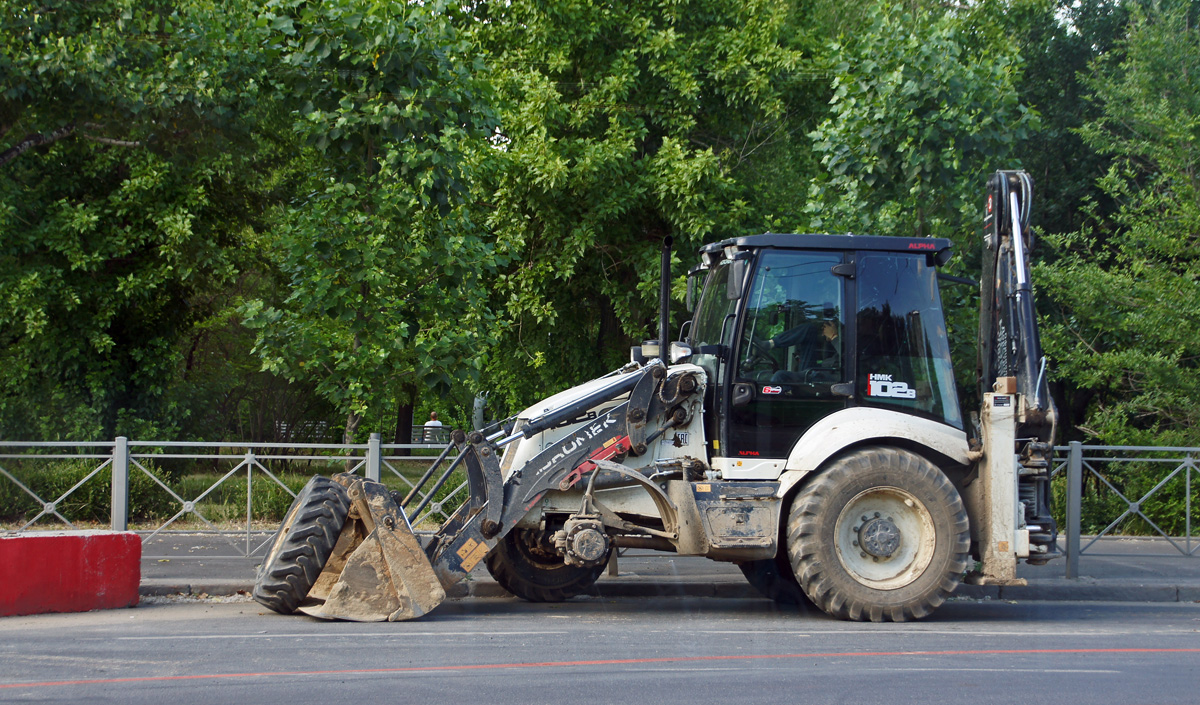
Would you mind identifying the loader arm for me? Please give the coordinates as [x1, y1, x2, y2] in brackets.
[423, 361, 666, 589]
[286, 359, 691, 621]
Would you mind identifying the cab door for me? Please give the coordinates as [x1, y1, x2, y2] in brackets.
[725, 249, 849, 460]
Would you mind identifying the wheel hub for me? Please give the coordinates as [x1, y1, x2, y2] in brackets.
[858, 515, 900, 558]
[553, 515, 611, 567]
[834, 486, 936, 590]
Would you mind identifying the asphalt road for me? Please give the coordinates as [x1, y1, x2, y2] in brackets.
[2, 596, 1199, 704]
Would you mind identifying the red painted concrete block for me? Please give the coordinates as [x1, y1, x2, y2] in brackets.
[0, 531, 141, 617]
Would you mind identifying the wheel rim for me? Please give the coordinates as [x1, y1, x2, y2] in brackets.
[833, 486, 936, 590]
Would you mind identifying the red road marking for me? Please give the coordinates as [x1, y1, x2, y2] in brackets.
[3, 648, 1199, 690]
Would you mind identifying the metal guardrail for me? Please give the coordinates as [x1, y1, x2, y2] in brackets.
[0, 434, 468, 560]
[3, 438, 1196, 577]
[1055, 442, 1198, 578]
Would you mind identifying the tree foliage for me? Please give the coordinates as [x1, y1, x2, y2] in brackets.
[241, 0, 500, 442]
[0, 0, 276, 439]
[1039, 1, 1200, 445]
[3, 0, 1200, 450]
[804, 3, 1036, 246]
[472, 0, 807, 412]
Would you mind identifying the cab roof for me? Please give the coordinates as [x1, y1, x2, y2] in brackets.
[700, 233, 954, 262]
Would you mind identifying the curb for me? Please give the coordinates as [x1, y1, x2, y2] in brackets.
[141, 578, 1200, 604]
[140, 580, 252, 598]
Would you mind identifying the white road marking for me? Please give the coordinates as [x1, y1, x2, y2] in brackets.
[696, 629, 1193, 637]
[115, 630, 569, 640]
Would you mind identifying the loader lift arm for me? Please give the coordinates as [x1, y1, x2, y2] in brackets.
[264, 359, 699, 621]
[424, 360, 673, 588]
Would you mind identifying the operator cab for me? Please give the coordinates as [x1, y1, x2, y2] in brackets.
[686, 234, 960, 464]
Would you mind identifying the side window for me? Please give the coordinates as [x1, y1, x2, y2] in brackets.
[856, 254, 963, 429]
[736, 251, 844, 394]
[688, 261, 737, 387]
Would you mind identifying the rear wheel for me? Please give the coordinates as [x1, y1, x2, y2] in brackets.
[485, 529, 607, 602]
[253, 476, 350, 614]
[787, 446, 969, 622]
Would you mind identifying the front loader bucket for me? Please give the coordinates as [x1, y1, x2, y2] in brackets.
[298, 475, 446, 622]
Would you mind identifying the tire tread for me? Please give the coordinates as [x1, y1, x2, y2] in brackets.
[252, 476, 350, 614]
[485, 530, 606, 603]
[787, 446, 970, 623]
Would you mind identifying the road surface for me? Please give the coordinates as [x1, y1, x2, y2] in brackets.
[2, 595, 1198, 704]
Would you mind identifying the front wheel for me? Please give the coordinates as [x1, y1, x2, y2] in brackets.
[787, 446, 969, 622]
[485, 529, 607, 602]
[253, 476, 350, 614]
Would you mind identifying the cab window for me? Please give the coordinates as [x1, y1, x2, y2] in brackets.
[855, 253, 963, 429]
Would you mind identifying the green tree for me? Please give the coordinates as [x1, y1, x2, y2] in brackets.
[472, 0, 807, 413]
[0, 0, 279, 439]
[1039, 1, 1200, 445]
[242, 0, 500, 443]
[803, 3, 1036, 245]
[1005, 0, 1129, 239]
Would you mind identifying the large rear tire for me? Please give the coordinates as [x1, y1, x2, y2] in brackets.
[253, 475, 350, 614]
[787, 446, 969, 622]
[485, 529, 607, 602]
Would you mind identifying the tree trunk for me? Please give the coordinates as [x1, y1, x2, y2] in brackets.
[596, 293, 623, 369]
[392, 382, 416, 456]
[343, 411, 361, 444]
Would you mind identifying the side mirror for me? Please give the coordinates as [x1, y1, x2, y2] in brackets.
[727, 258, 746, 300]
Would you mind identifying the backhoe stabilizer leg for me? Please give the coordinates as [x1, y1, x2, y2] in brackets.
[298, 474, 447, 622]
[966, 393, 1028, 587]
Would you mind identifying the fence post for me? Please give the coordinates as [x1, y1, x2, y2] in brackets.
[367, 432, 381, 482]
[1187, 456, 1194, 556]
[111, 436, 130, 531]
[1065, 440, 1082, 579]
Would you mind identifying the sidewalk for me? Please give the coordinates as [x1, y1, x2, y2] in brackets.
[139, 534, 1200, 604]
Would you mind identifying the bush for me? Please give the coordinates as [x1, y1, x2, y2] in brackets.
[0, 458, 173, 526]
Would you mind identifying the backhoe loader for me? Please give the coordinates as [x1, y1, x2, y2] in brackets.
[253, 170, 1059, 623]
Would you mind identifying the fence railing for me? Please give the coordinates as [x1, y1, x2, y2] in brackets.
[3, 438, 1196, 575]
[1055, 442, 1197, 577]
[0, 434, 468, 560]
